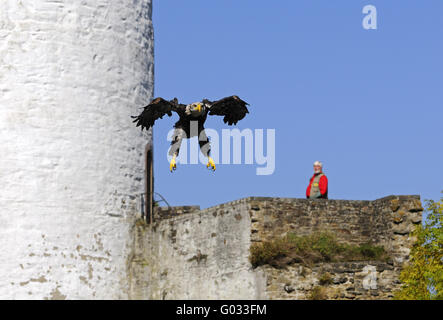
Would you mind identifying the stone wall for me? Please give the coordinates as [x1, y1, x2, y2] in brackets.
[129, 195, 422, 300]
[250, 195, 423, 300]
[249, 196, 423, 265]
[129, 200, 267, 299]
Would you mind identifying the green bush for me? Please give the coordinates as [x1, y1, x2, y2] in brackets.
[394, 196, 443, 300]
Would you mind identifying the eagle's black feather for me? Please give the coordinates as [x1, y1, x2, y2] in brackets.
[206, 95, 249, 125]
[133, 95, 250, 169]
[131, 97, 182, 131]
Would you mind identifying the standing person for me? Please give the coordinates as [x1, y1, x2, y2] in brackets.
[306, 161, 328, 199]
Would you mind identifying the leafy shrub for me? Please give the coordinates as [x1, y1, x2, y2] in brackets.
[394, 196, 443, 300]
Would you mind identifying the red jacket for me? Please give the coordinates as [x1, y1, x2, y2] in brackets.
[306, 173, 328, 198]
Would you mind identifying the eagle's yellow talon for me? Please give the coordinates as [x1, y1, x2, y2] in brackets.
[207, 157, 216, 171]
[169, 155, 177, 172]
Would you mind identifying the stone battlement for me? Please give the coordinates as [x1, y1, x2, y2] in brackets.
[129, 195, 423, 299]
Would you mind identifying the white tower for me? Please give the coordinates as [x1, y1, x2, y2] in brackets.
[0, 1, 153, 299]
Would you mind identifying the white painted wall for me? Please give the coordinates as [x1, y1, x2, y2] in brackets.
[0, 0, 153, 299]
[129, 201, 268, 300]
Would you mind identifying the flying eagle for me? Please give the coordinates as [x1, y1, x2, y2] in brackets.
[132, 95, 250, 172]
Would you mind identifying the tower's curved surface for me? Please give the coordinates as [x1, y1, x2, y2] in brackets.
[0, 0, 153, 299]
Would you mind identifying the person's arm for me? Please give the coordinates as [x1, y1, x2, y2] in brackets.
[319, 175, 328, 196]
[306, 178, 312, 198]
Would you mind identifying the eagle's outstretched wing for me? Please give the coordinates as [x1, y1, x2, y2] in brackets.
[132, 97, 182, 131]
[205, 95, 250, 125]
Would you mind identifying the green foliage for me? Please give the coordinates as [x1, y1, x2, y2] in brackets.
[394, 195, 443, 300]
[249, 231, 388, 268]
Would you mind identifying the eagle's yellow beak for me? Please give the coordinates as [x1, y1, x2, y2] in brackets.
[196, 104, 202, 112]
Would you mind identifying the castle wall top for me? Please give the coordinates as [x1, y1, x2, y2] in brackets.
[154, 195, 423, 264]
[133, 195, 423, 299]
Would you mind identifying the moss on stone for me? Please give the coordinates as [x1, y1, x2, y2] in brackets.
[135, 218, 148, 228]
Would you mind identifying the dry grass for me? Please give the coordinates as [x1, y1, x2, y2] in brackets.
[309, 286, 329, 300]
[249, 231, 389, 268]
[318, 272, 333, 285]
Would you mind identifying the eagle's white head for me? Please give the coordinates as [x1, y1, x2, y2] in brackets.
[185, 102, 205, 116]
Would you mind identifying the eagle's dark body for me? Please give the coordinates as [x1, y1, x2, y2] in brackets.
[132, 95, 250, 171]
[168, 103, 210, 160]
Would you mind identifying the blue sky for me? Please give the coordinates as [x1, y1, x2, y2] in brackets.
[151, 0, 443, 210]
